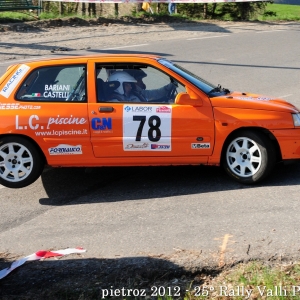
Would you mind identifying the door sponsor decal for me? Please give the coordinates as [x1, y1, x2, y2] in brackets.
[15, 115, 88, 136]
[156, 106, 171, 113]
[15, 115, 87, 130]
[48, 144, 82, 155]
[151, 144, 171, 150]
[91, 117, 112, 133]
[191, 143, 210, 149]
[0, 103, 41, 110]
[123, 105, 172, 151]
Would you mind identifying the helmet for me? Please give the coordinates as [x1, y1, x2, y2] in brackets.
[106, 69, 116, 78]
[127, 69, 147, 80]
[108, 71, 136, 95]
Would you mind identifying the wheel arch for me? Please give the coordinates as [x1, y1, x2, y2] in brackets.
[220, 127, 282, 164]
[0, 133, 47, 165]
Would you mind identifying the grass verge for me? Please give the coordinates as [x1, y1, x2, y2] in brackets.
[1, 259, 300, 299]
[258, 3, 300, 21]
[186, 261, 300, 299]
[0, 4, 300, 23]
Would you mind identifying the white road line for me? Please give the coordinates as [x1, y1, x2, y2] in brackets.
[256, 30, 285, 34]
[104, 44, 149, 50]
[187, 34, 230, 41]
[0, 44, 149, 65]
[278, 94, 293, 98]
[0, 56, 49, 66]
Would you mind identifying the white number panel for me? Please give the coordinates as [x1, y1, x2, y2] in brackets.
[123, 105, 172, 151]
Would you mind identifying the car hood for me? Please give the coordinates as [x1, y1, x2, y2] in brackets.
[210, 91, 298, 113]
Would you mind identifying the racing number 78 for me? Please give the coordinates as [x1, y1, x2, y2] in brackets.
[133, 115, 161, 142]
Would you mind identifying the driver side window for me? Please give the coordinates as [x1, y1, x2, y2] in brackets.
[142, 67, 186, 103]
[96, 63, 186, 103]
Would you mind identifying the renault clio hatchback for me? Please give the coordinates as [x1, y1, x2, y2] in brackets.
[1, 54, 300, 188]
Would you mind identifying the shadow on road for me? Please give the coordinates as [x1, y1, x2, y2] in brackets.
[0, 253, 220, 299]
[39, 162, 300, 206]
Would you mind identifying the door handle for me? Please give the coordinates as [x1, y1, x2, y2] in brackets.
[99, 107, 114, 112]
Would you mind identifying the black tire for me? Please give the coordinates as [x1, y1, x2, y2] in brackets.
[222, 130, 276, 184]
[0, 136, 44, 188]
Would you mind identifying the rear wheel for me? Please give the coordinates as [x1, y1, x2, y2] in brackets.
[222, 130, 276, 184]
[0, 136, 44, 188]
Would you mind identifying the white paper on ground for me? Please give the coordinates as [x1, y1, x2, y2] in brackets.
[0, 247, 86, 280]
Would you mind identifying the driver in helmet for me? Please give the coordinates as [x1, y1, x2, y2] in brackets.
[108, 71, 141, 102]
[127, 69, 175, 102]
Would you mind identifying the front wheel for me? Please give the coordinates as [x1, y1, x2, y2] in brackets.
[0, 136, 44, 188]
[222, 130, 276, 184]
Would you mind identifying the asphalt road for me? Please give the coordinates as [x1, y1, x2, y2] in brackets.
[0, 22, 300, 268]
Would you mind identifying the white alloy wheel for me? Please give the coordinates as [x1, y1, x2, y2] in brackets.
[0, 142, 33, 182]
[223, 130, 276, 184]
[226, 137, 262, 178]
[0, 137, 44, 188]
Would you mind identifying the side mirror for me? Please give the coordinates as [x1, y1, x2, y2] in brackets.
[175, 92, 202, 107]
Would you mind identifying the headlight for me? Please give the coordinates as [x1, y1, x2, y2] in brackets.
[292, 113, 300, 127]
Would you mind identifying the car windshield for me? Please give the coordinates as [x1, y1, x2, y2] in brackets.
[157, 58, 229, 97]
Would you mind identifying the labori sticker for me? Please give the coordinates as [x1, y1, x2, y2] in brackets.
[48, 144, 82, 155]
[0, 65, 30, 98]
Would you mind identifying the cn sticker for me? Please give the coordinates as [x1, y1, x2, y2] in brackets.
[123, 105, 172, 151]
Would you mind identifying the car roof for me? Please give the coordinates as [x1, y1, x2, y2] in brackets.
[14, 54, 161, 66]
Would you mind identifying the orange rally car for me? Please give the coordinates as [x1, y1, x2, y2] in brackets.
[0, 54, 300, 188]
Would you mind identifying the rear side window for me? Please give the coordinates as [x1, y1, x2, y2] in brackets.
[16, 65, 86, 102]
